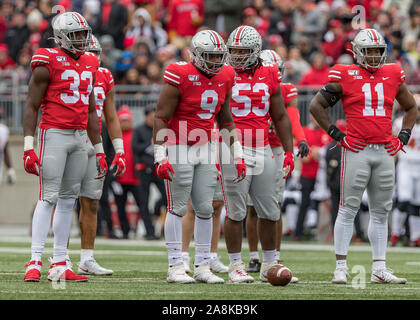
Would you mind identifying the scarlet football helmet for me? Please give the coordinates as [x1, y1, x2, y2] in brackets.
[190, 30, 227, 75]
[52, 12, 92, 56]
[351, 28, 387, 72]
[227, 25, 262, 70]
[260, 49, 285, 75]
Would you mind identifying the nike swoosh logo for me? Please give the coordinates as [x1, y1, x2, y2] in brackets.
[79, 268, 88, 272]
[86, 66, 92, 69]
[259, 77, 265, 80]
[382, 77, 390, 80]
[218, 83, 224, 87]
[97, 82, 103, 85]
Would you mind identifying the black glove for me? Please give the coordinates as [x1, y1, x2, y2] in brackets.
[296, 140, 309, 158]
[398, 129, 411, 145]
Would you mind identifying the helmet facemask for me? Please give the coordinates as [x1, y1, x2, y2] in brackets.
[191, 48, 227, 75]
[228, 46, 258, 71]
[354, 45, 386, 72]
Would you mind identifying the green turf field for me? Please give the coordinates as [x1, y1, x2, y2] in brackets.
[1, 237, 419, 300]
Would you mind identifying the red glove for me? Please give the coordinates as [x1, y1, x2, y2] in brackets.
[385, 137, 406, 156]
[339, 136, 367, 153]
[23, 149, 41, 176]
[110, 153, 126, 177]
[156, 158, 175, 181]
[282, 152, 294, 179]
[233, 158, 246, 183]
[95, 153, 108, 179]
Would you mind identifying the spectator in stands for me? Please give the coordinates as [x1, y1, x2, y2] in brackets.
[204, 0, 242, 36]
[0, 44, 15, 70]
[132, 105, 165, 240]
[125, 7, 167, 55]
[287, 46, 310, 83]
[291, 0, 326, 45]
[167, 0, 204, 45]
[268, 0, 295, 46]
[242, 7, 269, 38]
[115, 51, 134, 82]
[95, 0, 128, 50]
[3, 10, 29, 62]
[113, 105, 156, 240]
[298, 52, 330, 87]
[99, 34, 122, 74]
[321, 19, 346, 65]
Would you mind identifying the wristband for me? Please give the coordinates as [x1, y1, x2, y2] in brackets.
[93, 143, 104, 154]
[24, 136, 34, 151]
[154, 144, 166, 163]
[230, 141, 243, 159]
[112, 138, 124, 154]
[327, 125, 346, 142]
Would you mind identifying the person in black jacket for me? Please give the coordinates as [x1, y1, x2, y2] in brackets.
[95, 0, 128, 50]
[132, 105, 166, 239]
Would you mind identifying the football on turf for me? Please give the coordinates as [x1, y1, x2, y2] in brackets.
[267, 264, 292, 286]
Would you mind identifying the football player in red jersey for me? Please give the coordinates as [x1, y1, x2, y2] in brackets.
[22, 12, 106, 282]
[153, 29, 245, 284]
[221, 26, 295, 283]
[310, 28, 417, 284]
[73, 35, 126, 276]
[245, 50, 308, 283]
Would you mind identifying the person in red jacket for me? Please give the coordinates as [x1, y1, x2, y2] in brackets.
[113, 105, 156, 239]
[167, 0, 204, 39]
[298, 51, 330, 87]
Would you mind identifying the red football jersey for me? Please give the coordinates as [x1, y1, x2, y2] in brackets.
[230, 63, 282, 147]
[30, 48, 99, 130]
[328, 63, 406, 144]
[163, 61, 235, 145]
[93, 67, 114, 132]
[268, 83, 303, 148]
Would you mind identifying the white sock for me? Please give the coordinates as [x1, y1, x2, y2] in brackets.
[336, 259, 347, 270]
[210, 252, 217, 260]
[334, 206, 357, 256]
[80, 249, 94, 263]
[409, 215, 420, 241]
[31, 200, 54, 262]
[275, 250, 280, 261]
[391, 208, 407, 236]
[250, 251, 260, 261]
[165, 213, 182, 267]
[262, 250, 277, 264]
[372, 260, 386, 271]
[368, 211, 388, 261]
[52, 198, 75, 263]
[228, 252, 242, 265]
[182, 251, 190, 258]
[194, 216, 212, 266]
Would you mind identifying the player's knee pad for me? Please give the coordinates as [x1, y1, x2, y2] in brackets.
[337, 206, 358, 225]
[57, 197, 76, 212]
[408, 205, 420, 217]
[378, 170, 395, 191]
[194, 203, 213, 220]
[370, 209, 389, 225]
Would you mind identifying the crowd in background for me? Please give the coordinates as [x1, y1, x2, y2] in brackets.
[1, 0, 420, 245]
[2, 0, 420, 86]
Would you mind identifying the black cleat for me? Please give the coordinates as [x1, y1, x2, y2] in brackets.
[247, 259, 261, 273]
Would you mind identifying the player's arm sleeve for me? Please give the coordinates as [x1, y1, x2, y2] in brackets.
[398, 65, 406, 85]
[287, 106, 306, 142]
[107, 70, 115, 92]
